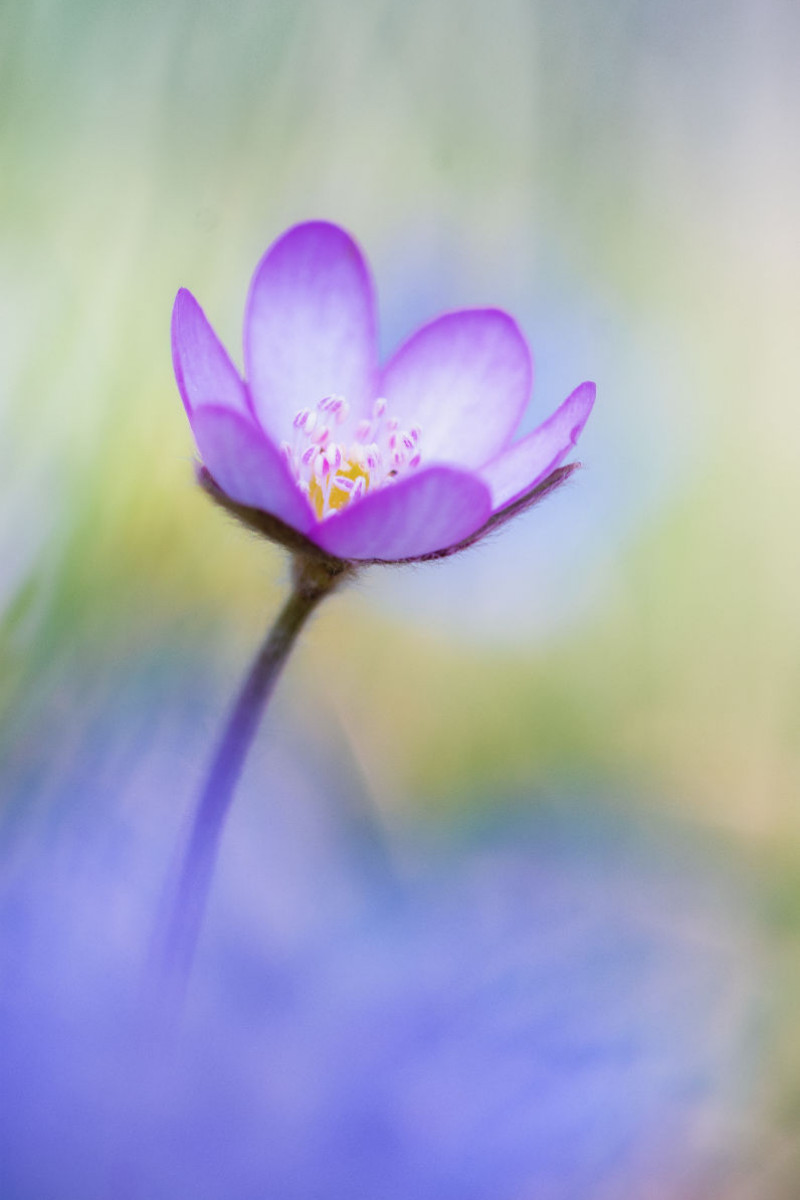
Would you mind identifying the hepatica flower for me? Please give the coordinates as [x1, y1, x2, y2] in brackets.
[172, 220, 595, 564]
[161, 221, 595, 1001]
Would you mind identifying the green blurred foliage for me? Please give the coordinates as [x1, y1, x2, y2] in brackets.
[3, 0, 800, 835]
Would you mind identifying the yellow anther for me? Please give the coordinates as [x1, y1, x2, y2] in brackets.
[308, 457, 370, 519]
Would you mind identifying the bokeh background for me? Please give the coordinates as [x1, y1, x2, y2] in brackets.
[2, 0, 800, 1194]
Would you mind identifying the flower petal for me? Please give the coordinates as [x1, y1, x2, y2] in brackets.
[481, 381, 596, 510]
[190, 406, 315, 532]
[379, 309, 533, 470]
[171, 289, 250, 419]
[244, 221, 379, 444]
[312, 467, 492, 562]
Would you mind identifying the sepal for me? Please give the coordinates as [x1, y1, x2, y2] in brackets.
[198, 461, 580, 569]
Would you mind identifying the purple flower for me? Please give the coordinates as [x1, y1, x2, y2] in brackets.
[171, 221, 595, 563]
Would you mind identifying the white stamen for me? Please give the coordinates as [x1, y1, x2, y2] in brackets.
[286, 393, 422, 517]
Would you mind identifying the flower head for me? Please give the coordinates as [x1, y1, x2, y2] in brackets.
[172, 222, 595, 563]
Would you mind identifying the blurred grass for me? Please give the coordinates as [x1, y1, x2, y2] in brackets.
[2, 0, 800, 853]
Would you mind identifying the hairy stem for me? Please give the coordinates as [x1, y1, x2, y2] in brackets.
[154, 554, 352, 1008]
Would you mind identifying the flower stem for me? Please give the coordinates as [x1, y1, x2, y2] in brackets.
[154, 554, 352, 1009]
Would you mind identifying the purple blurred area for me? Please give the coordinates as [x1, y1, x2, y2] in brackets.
[0, 666, 756, 1197]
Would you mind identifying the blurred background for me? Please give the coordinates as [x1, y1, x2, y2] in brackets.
[2, 0, 800, 1194]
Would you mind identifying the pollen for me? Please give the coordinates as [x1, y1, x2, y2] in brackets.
[308, 456, 370, 519]
[283, 394, 422, 520]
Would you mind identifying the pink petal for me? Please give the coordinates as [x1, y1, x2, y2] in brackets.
[312, 467, 492, 561]
[171, 289, 250, 419]
[190, 406, 315, 533]
[379, 309, 533, 470]
[481, 381, 596, 511]
[244, 221, 379, 445]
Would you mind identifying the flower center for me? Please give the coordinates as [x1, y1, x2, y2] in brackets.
[281, 395, 422, 520]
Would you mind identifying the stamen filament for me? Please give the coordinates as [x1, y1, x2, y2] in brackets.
[287, 395, 424, 518]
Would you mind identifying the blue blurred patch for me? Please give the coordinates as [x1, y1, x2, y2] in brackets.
[0, 729, 756, 1199]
